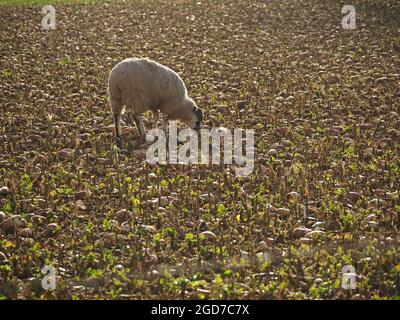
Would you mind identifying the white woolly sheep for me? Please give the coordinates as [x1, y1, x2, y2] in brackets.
[108, 58, 203, 148]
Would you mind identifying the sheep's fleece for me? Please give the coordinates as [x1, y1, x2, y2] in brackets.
[108, 58, 203, 146]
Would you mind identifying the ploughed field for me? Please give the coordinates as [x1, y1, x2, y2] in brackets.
[0, 0, 399, 299]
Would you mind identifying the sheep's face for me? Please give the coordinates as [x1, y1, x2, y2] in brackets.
[181, 99, 203, 131]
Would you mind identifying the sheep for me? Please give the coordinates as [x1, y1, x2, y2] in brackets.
[108, 58, 203, 148]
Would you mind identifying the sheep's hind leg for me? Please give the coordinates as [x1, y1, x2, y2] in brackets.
[114, 114, 123, 148]
[133, 114, 146, 144]
[110, 96, 123, 148]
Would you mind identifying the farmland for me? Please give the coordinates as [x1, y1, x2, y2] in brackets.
[0, 0, 399, 299]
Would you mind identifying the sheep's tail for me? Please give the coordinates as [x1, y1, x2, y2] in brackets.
[108, 82, 125, 115]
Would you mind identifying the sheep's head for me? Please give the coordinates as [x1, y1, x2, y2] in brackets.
[181, 98, 203, 131]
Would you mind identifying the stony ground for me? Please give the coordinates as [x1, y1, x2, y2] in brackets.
[0, 0, 399, 299]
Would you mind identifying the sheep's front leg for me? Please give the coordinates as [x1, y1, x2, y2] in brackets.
[162, 113, 169, 131]
[133, 114, 146, 144]
[152, 110, 160, 128]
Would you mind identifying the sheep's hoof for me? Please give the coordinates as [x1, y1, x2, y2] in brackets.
[115, 136, 123, 148]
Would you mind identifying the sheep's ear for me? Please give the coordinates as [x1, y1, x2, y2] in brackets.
[195, 108, 203, 121]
